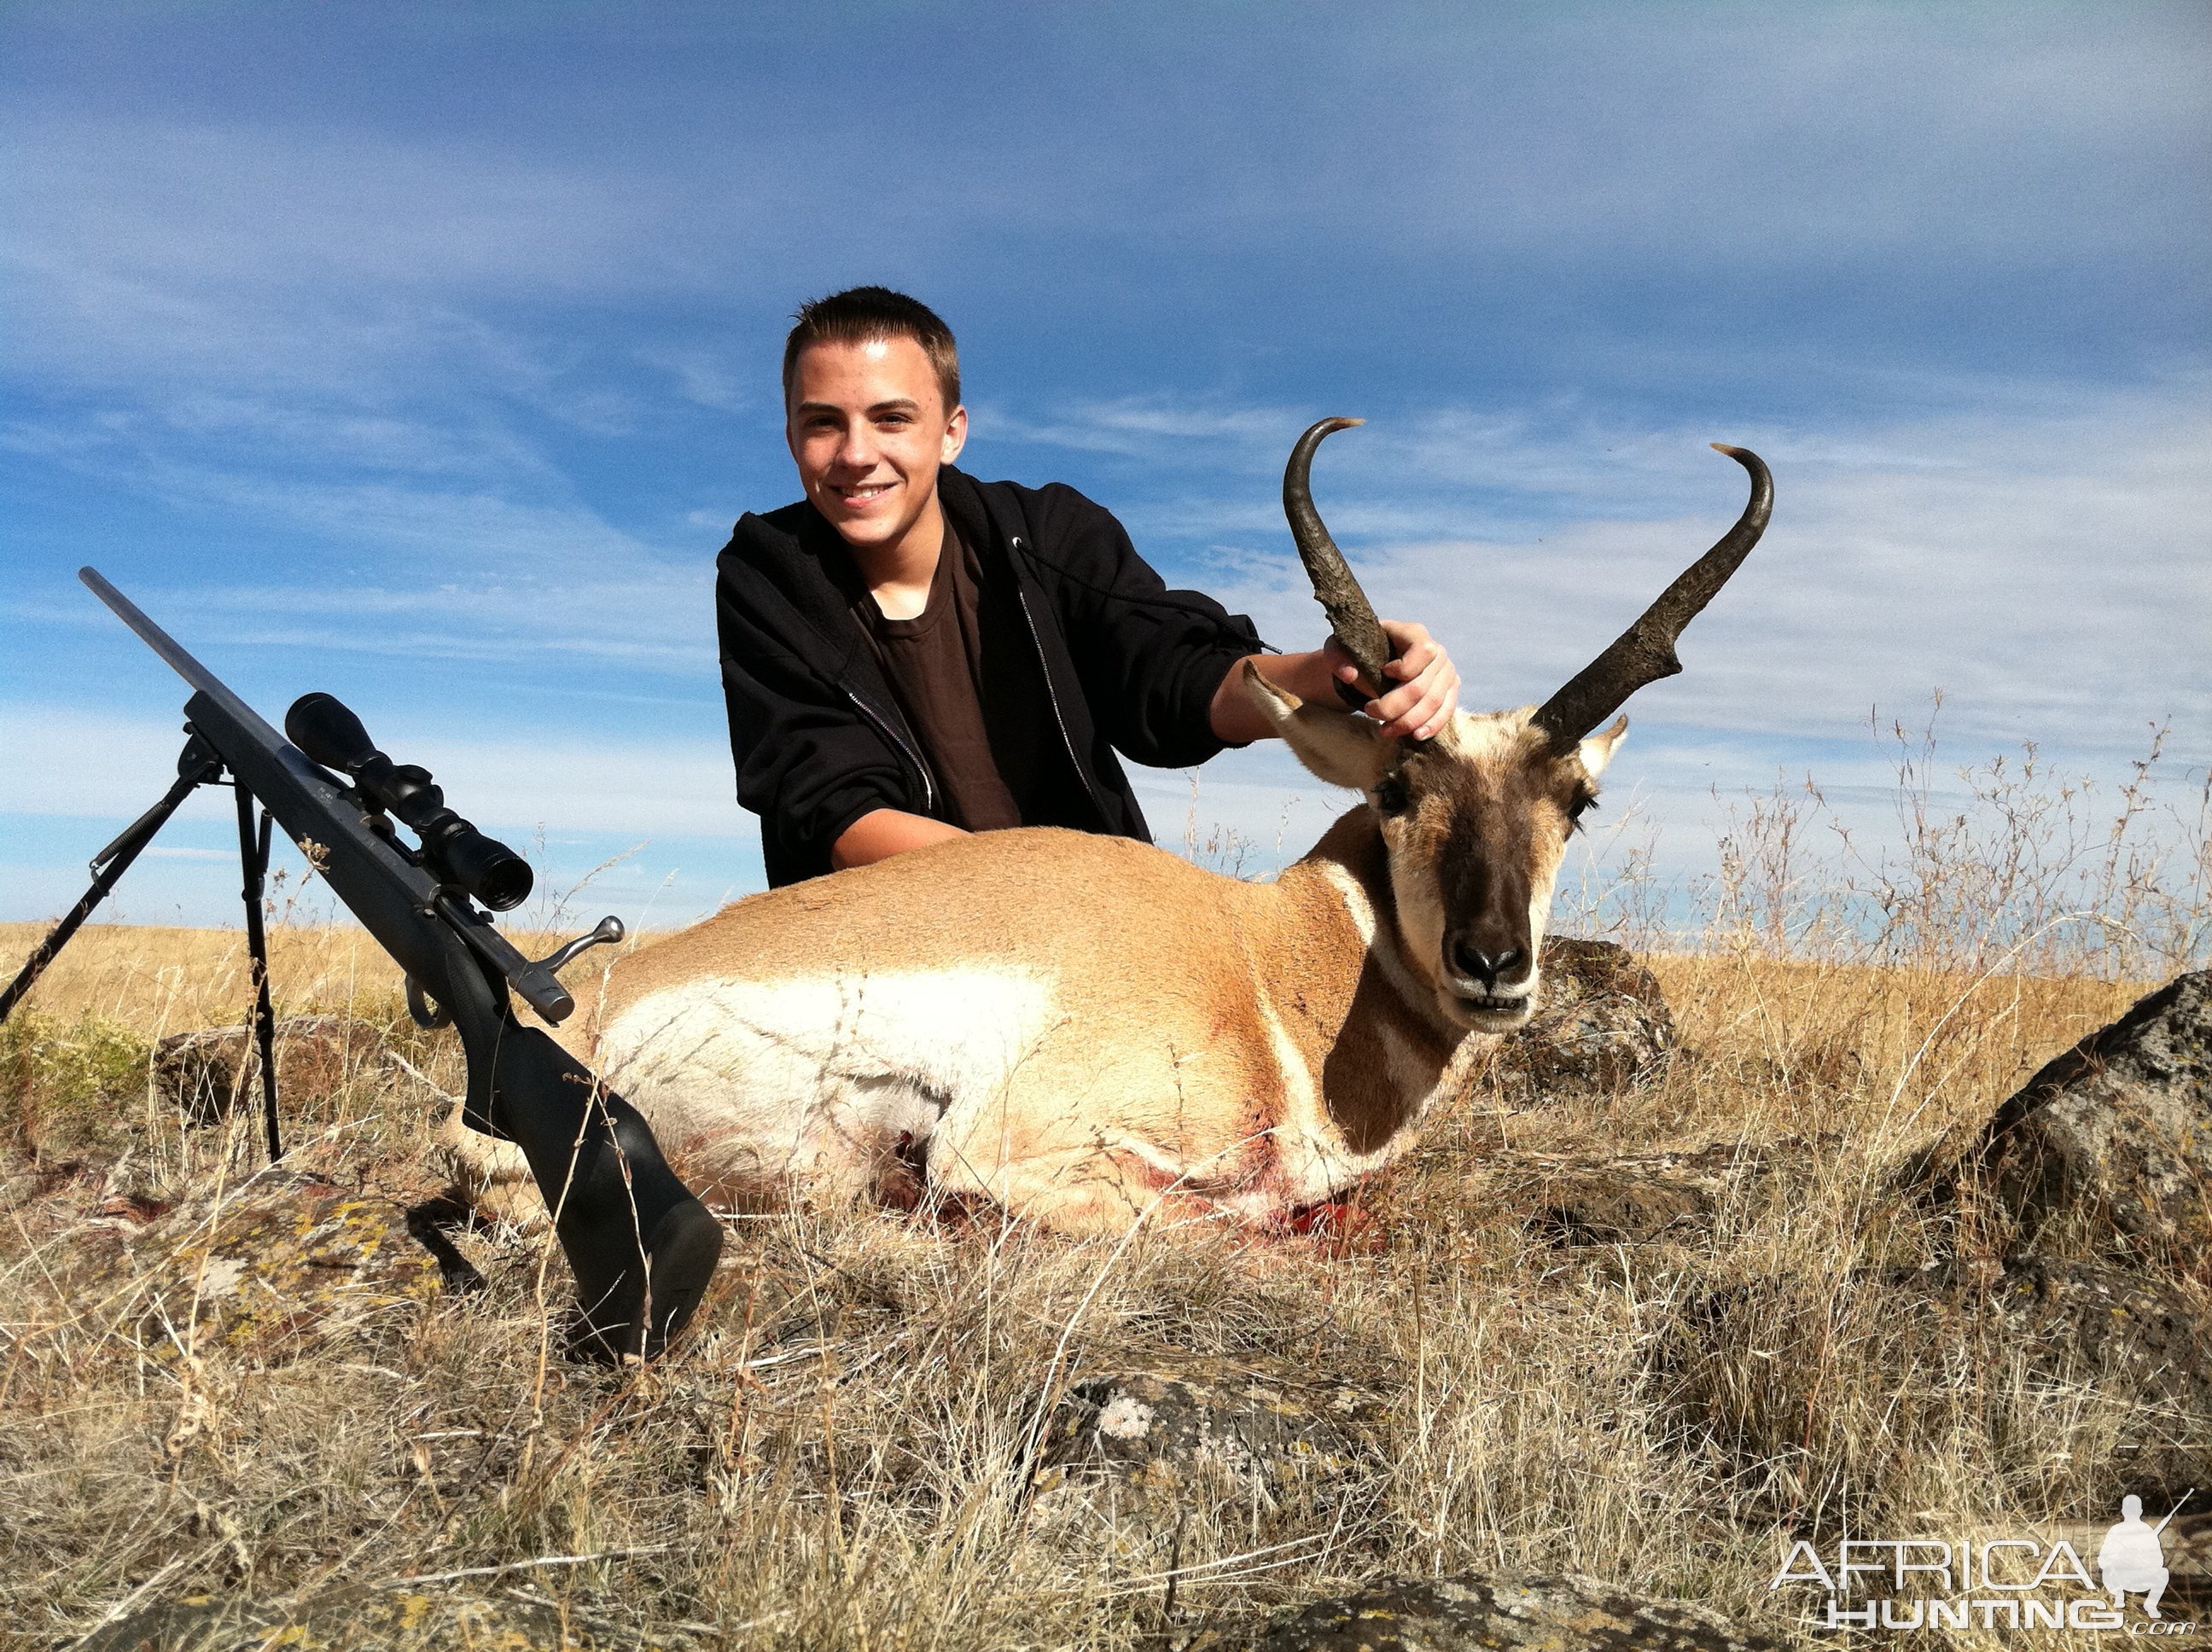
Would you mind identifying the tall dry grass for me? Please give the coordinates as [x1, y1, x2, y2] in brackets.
[0, 721, 2205, 1649]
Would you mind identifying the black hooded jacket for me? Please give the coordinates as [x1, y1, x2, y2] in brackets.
[716, 465, 1268, 887]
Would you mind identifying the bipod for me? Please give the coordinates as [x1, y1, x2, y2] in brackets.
[0, 728, 288, 1161]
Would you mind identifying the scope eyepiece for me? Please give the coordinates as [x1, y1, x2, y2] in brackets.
[284, 692, 534, 911]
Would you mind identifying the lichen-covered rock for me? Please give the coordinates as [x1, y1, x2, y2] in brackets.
[1479, 939, 1675, 1108]
[1904, 1256, 2212, 1400]
[1670, 1258, 2212, 1503]
[96, 1170, 451, 1363]
[76, 1583, 696, 1651]
[1976, 969, 2210, 1267]
[1161, 1571, 1788, 1651]
[1032, 1353, 1387, 1521]
[153, 1015, 393, 1126]
[1895, 1255, 2212, 1494]
[1508, 1143, 1775, 1248]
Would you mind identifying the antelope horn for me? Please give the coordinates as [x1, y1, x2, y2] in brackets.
[1284, 416, 1392, 695]
[1530, 444, 1773, 750]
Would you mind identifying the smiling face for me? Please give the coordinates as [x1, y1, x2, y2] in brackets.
[786, 334, 969, 563]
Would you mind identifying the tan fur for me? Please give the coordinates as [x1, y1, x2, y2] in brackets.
[450, 682, 1620, 1236]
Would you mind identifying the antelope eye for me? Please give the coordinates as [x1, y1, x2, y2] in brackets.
[1373, 775, 1410, 816]
[1567, 791, 1598, 830]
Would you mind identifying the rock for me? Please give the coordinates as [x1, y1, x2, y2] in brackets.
[1896, 1255, 2212, 1497]
[1669, 1258, 2212, 1502]
[153, 1015, 393, 1126]
[1509, 1143, 1776, 1248]
[1976, 969, 2210, 1268]
[1906, 1256, 2212, 1405]
[76, 1583, 696, 1650]
[1031, 1354, 1387, 1523]
[1161, 1571, 1788, 1652]
[1481, 939, 1675, 1107]
[91, 1170, 458, 1363]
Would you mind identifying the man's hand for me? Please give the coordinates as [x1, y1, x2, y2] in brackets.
[1329, 619, 1460, 742]
[1210, 620, 1461, 745]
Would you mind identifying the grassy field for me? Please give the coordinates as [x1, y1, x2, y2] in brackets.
[1, 739, 2205, 1648]
[0, 922, 409, 1030]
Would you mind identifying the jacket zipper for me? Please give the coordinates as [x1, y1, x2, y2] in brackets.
[1010, 538, 1113, 827]
[843, 686, 938, 816]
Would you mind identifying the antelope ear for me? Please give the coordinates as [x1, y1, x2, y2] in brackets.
[1240, 660, 1394, 791]
[1577, 713, 1628, 779]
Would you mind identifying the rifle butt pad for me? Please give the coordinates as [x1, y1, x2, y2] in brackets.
[486, 1024, 723, 1361]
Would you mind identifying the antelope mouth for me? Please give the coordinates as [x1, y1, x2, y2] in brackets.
[1441, 987, 1534, 1031]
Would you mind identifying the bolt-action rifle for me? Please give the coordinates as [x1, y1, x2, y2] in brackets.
[0, 569, 722, 1361]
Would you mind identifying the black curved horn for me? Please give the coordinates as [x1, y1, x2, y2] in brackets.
[1530, 445, 1773, 750]
[1284, 416, 1392, 695]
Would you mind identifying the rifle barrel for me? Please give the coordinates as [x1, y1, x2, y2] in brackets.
[2154, 1489, 2194, 1535]
[79, 567, 290, 753]
[80, 566, 575, 1024]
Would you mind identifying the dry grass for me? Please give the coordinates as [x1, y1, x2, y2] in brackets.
[1, 729, 2205, 1649]
[0, 922, 406, 1031]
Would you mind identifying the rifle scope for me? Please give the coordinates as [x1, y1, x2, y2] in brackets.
[285, 692, 534, 912]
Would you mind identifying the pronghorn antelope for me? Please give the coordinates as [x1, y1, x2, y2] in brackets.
[456, 422, 1772, 1235]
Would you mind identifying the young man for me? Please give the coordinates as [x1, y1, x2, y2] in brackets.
[716, 287, 1460, 887]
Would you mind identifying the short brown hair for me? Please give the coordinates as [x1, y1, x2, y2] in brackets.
[782, 287, 962, 414]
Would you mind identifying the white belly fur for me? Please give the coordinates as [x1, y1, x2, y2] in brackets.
[597, 967, 1059, 1196]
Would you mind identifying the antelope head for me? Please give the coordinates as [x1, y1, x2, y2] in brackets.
[1246, 417, 1773, 1033]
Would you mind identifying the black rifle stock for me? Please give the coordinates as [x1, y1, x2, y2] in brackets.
[2, 569, 722, 1362]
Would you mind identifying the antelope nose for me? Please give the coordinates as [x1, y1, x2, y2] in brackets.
[1449, 940, 1524, 990]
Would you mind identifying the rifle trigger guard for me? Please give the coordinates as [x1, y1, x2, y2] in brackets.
[405, 974, 452, 1030]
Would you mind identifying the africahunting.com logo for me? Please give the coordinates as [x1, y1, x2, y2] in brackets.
[1770, 1493, 2197, 1633]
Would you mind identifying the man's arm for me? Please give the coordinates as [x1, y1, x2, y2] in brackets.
[1010, 482, 1459, 758]
[1208, 620, 1462, 745]
[718, 541, 925, 885]
[830, 808, 968, 870]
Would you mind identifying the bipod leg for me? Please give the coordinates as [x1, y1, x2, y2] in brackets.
[0, 740, 218, 1026]
[235, 782, 282, 1162]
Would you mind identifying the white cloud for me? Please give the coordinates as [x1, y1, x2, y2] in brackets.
[638, 345, 756, 416]
[0, 701, 763, 928]
[3, 119, 657, 296]
[0, 703, 739, 840]
[986, 399, 1300, 464]
[5, 8, 2203, 403]
[11, 377, 2200, 768]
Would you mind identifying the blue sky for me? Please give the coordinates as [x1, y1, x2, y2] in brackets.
[3, 2, 2207, 932]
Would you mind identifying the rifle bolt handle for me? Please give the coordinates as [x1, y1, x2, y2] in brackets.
[533, 916, 626, 979]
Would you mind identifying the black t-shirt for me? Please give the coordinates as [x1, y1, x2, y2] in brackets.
[849, 520, 1056, 832]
